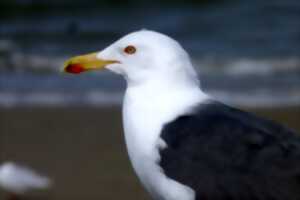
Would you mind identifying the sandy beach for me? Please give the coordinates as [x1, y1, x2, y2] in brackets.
[0, 106, 299, 199]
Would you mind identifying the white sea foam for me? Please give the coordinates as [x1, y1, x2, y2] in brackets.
[0, 89, 299, 108]
[194, 57, 300, 76]
[0, 91, 123, 108]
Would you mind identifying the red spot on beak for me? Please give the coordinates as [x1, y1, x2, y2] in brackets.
[65, 64, 85, 74]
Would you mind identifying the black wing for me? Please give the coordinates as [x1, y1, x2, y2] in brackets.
[159, 101, 300, 200]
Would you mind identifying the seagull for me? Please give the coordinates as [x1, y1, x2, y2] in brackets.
[64, 30, 300, 200]
[0, 162, 52, 200]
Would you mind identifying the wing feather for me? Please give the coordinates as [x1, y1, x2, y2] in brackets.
[159, 101, 300, 200]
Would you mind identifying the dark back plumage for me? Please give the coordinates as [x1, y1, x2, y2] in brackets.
[159, 101, 300, 200]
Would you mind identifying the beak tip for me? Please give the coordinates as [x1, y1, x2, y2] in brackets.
[64, 63, 85, 74]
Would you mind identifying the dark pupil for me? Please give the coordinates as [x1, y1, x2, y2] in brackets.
[125, 46, 135, 54]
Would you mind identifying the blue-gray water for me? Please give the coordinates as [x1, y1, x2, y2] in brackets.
[1, 1, 300, 57]
[0, 0, 300, 107]
[0, 71, 299, 107]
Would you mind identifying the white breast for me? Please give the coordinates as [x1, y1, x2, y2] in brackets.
[122, 82, 208, 200]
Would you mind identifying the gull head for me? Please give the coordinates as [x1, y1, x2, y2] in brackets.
[64, 30, 199, 86]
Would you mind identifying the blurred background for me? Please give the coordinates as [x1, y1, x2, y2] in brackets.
[0, 0, 299, 199]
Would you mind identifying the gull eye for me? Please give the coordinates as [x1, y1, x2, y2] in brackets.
[124, 45, 136, 55]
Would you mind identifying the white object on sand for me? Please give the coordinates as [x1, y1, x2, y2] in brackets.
[0, 162, 52, 194]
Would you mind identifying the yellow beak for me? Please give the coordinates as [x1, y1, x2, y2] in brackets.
[63, 52, 119, 74]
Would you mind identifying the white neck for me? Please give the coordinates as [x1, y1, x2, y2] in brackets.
[122, 78, 208, 200]
[123, 78, 205, 151]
